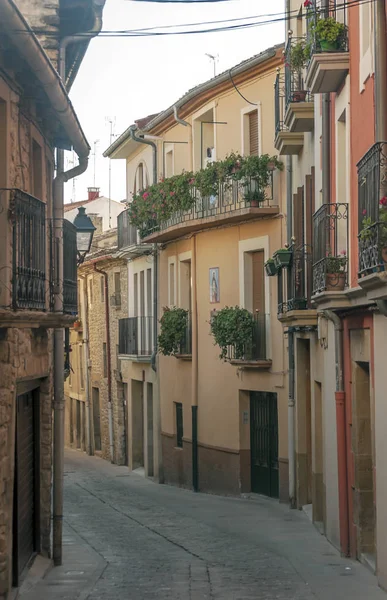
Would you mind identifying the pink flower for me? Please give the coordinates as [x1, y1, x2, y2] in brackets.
[380, 196, 387, 206]
[340, 250, 346, 255]
[142, 192, 149, 199]
[170, 192, 175, 197]
[363, 209, 367, 216]
[189, 178, 195, 185]
[304, 0, 312, 7]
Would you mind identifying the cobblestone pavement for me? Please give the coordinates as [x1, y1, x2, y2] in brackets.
[22, 449, 387, 600]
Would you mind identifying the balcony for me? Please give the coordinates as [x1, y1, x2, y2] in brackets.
[227, 312, 271, 369]
[305, 12, 349, 94]
[11, 189, 46, 311]
[118, 316, 153, 360]
[274, 73, 305, 155]
[277, 245, 317, 325]
[141, 178, 279, 243]
[63, 219, 78, 315]
[283, 38, 314, 134]
[117, 210, 152, 257]
[312, 203, 349, 297]
[357, 143, 387, 292]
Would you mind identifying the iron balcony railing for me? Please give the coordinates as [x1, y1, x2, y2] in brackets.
[284, 37, 313, 109]
[63, 219, 78, 315]
[179, 312, 192, 355]
[140, 176, 275, 238]
[312, 203, 349, 294]
[358, 142, 387, 275]
[11, 189, 46, 311]
[306, 2, 348, 59]
[226, 312, 267, 362]
[275, 72, 287, 136]
[118, 316, 153, 356]
[118, 209, 139, 249]
[278, 245, 312, 314]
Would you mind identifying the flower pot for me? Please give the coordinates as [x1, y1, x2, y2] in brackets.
[325, 272, 346, 291]
[273, 249, 292, 269]
[292, 90, 307, 102]
[265, 260, 278, 277]
[319, 39, 340, 52]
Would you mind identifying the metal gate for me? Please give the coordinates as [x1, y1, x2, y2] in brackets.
[13, 391, 38, 584]
[250, 392, 279, 498]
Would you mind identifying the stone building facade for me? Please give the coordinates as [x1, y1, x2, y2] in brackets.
[0, 1, 104, 597]
[65, 227, 128, 466]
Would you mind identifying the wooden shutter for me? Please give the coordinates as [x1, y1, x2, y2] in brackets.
[249, 111, 259, 156]
[252, 250, 265, 313]
[294, 187, 305, 248]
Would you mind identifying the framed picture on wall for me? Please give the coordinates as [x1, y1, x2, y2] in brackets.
[209, 267, 220, 304]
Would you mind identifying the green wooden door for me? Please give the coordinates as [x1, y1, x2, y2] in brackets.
[250, 392, 279, 498]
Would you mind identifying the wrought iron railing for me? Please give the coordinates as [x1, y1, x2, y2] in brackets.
[140, 176, 275, 238]
[312, 203, 348, 294]
[285, 37, 313, 109]
[118, 316, 153, 356]
[118, 209, 139, 249]
[275, 72, 287, 136]
[277, 245, 312, 314]
[63, 219, 78, 314]
[178, 312, 192, 355]
[306, 2, 348, 59]
[10, 189, 46, 310]
[226, 312, 267, 361]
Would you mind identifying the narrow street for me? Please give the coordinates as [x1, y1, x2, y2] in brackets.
[20, 449, 385, 600]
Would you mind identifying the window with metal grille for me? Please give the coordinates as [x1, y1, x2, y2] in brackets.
[175, 402, 183, 448]
[103, 342, 107, 378]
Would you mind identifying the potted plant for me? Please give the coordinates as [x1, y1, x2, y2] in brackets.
[313, 17, 346, 52]
[325, 250, 347, 291]
[265, 258, 278, 277]
[273, 247, 292, 268]
[73, 319, 82, 331]
[288, 40, 311, 101]
[210, 306, 255, 361]
[158, 307, 189, 356]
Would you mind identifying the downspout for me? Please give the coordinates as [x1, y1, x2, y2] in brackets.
[79, 274, 92, 455]
[322, 0, 330, 206]
[374, 0, 387, 141]
[173, 105, 193, 171]
[94, 264, 114, 462]
[191, 235, 199, 492]
[53, 8, 103, 567]
[286, 0, 296, 510]
[323, 310, 349, 556]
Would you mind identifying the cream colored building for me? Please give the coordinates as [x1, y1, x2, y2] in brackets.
[105, 45, 290, 498]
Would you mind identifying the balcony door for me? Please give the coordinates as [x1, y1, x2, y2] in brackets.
[252, 250, 265, 315]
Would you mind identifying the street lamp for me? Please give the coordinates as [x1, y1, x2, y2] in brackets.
[73, 206, 96, 265]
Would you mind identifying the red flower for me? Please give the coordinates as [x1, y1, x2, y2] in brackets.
[363, 209, 367, 215]
[380, 196, 387, 206]
[142, 192, 149, 199]
[304, 0, 312, 7]
[170, 192, 175, 197]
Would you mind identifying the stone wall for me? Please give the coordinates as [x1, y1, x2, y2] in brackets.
[0, 327, 53, 600]
[15, 0, 60, 70]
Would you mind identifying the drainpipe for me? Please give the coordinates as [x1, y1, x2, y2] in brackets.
[374, 0, 387, 141]
[322, 0, 330, 206]
[191, 235, 199, 492]
[173, 105, 193, 171]
[79, 274, 92, 455]
[94, 264, 114, 462]
[53, 7, 104, 568]
[322, 310, 349, 556]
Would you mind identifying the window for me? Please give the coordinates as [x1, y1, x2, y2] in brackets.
[166, 150, 173, 177]
[175, 402, 183, 448]
[140, 270, 145, 316]
[249, 110, 259, 156]
[32, 139, 43, 199]
[133, 273, 138, 317]
[100, 276, 105, 302]
[179, 259, 192, 311]
[169, 261, 175, 306]
[79, 350, 84, 390]
[103, 342, 107, 378]
[88, 277, 93, 305]
[114, 271, 121, 306]
[134, 162, 148, 195]
[147, 268, 152, 316]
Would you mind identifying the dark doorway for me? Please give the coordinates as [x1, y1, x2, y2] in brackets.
[13, 390, 39, 585]
[250, 391, 279, 498]
[92, 387, 102, 451]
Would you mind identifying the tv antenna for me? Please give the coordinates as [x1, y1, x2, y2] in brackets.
[205, 53, 219, 77]
[105, 117, 116, 228]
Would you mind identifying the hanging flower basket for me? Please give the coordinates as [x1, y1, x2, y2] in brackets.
[273, 248, 292, 269]
[73, 320, 82, 331]
[265, 258, 278, 277]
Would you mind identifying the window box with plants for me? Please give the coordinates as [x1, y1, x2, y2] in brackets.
[273, 247, 292, 269]
[288, 39, 311, 102]
[158, 307, 190, 357]
[265, 258, 278, 277]
[210, 306, 257, 362]
[325, 251, 347, 291]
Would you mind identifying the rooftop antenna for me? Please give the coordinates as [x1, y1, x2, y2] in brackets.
[205, 53, 219, 77]
[105, 117, 116, 228]
[65, 151, 76, 202]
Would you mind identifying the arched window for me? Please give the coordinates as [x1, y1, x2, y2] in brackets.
[133, 162, 149, 196]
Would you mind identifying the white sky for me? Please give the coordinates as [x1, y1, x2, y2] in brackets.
[64, 0, 284, 205]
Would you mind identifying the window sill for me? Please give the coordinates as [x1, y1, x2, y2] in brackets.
[174, 354, 192, 361]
